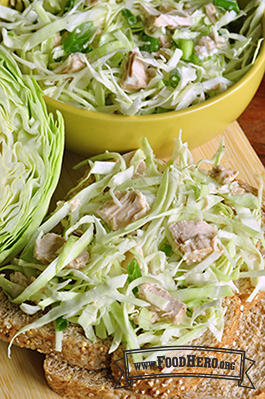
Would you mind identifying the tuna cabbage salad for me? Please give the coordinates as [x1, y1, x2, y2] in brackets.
[0, 45, 64, 265]
[1, 135, 265, 355]
[0, 0, 264, 115]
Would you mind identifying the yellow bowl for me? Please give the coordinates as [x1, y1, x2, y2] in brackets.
[45, 6, 265, 159]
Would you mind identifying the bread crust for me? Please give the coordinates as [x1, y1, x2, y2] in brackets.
[110, 295, 242, 396]
[43, 295, 265, 399]
[0, 290, 110, 370]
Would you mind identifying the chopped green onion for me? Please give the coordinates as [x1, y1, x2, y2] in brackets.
[160, 243, 173, 257]
[130, 21, 144, 33]
[189, 53, 201, 65]
[127, 258, 142, 294]
[178, 38, 194, 61]
[140, 34, 160, 53]
[63, 21, 94, 54]
[169, 68, 181, 88]
[55, 316, 69, 332]
[214, 0, 240, 13]
[121, 8, 138, 26]
[63, 0, 75, 13]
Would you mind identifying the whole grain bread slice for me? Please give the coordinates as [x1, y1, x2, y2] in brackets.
[43, 295, 265, 399]
[184, 295, 265, 399]
[44, 355, 154, 399]
[110, 295, 242, 397]
[0, 290, 111, 370]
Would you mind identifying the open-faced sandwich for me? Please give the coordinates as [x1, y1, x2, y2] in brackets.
[0, 133, 265, 399]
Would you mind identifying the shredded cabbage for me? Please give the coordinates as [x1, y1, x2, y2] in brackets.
[2, 133, 265, 355]
[0, 0, 264, 115]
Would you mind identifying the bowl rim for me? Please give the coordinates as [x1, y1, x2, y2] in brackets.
[45, 15, 265, 122]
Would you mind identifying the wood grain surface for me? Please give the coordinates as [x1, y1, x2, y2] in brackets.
[1, 122, 265, 399]
[238, 75, 265, 166]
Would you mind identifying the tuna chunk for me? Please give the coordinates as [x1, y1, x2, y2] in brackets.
[139, 3, 192, 29]
[66, 249, 89, 270]
[10, 271, 32, 288]
[95, 190, 150, 230]
[169, 220, 218, 265]
[120, 48, 148, 90]
[34, 233, 89, 270]
[60, 53, 86, 74]
[34, 233, 65, 265]
[209, 165, 239, 185]
[205, 3, 217, 24]
[199, 35, 216, 51]
[53, 32, 61, 48]
[152, 14, 192, 29]
[122, 150, 146, 177]
[138, 283, 186, 325]
[195, 35, 219, 58]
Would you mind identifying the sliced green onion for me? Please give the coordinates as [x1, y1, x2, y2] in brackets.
[127, 258, 142, 294]
[189, 53, 201, 64]
[178, 38, 194, 60]
[121, 8, 137, 26]
[160, 243, 173, 257]
[140, 34, 160, 53]
[63, 0, 75, 13]
[215, 0, 240, 13]
[63, 21, 94, 54]
[55, 316, 69, 331]
[169, 68, 181, 88]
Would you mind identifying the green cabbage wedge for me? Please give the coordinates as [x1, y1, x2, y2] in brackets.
[0, 45, 64, 265]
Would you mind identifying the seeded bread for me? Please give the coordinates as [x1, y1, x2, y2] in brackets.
[0, 290, 110, 370]
[44, 295, 265, 399]
[44, 356, 154, 399]
[186, 294, 265, 399]
[110, 295, 242, 397]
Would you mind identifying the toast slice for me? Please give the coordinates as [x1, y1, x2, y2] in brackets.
[44, 355, 154, 399]
[110, 295, 242, 396]
[188, 295, 265, 399]
[44, 296, 265, 399]
[0, 290, 110, 370]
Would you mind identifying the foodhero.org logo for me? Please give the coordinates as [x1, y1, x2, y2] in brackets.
[134, 352, 236, 371]
[114, 346, 255, 390]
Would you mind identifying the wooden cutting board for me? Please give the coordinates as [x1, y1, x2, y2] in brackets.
[0, 121, 264, 399]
